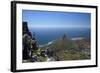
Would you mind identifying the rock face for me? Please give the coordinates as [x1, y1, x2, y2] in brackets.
[23, 22, 32, 38]
[22, 22, 38, 61]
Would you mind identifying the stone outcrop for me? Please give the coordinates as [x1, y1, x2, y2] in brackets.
[22, 22, 38, 61]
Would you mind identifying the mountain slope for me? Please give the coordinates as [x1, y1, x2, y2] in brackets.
[44, 34, 91, 61]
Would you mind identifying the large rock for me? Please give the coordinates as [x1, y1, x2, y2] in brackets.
[22, 22, 38, 61]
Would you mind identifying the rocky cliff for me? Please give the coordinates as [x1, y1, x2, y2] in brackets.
[22, 22, 38, 61]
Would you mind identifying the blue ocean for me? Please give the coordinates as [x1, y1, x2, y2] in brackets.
[29, 28, 90, 45]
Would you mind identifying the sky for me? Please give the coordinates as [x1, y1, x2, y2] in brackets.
[22, 10, 91, 29]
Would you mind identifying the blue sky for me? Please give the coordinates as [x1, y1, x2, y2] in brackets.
[22, 10, 91, 29]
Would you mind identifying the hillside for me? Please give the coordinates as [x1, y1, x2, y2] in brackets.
[41, 34, 91, 61]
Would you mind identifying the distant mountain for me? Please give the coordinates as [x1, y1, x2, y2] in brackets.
[41, 34, 91, 60]
[47, 34, 74, 51]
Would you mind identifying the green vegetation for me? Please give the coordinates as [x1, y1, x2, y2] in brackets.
[39, 34, 91, 61]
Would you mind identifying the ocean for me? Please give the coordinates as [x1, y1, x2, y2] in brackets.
[29, 28, 90, 45]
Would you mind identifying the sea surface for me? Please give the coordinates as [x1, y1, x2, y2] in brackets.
[29, 28, 90, 45]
